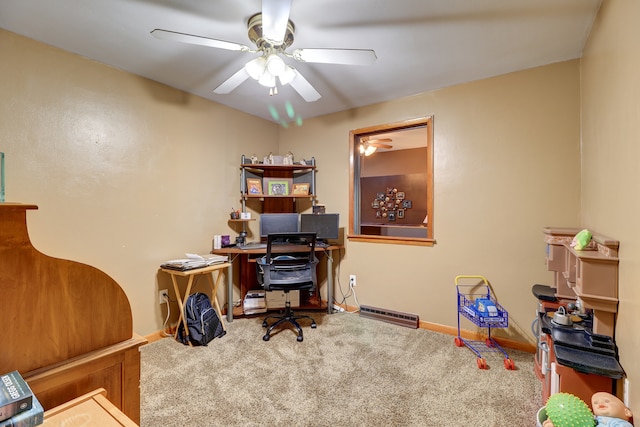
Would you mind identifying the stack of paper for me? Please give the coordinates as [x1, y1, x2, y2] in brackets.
[161, 253, 228, 271]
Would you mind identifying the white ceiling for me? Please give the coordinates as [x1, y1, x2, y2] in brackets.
[0, 0, 601, 124]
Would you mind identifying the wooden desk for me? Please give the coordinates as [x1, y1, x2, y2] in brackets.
[160, 262, 231, 345]
[44, 388, 137, 426]
[213, 245, 342, 321]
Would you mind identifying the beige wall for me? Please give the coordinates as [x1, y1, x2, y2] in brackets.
[581, 0, 640, 410]
[280, 60, 582, 344]
[0, 29, 279, 335]
[2, 30, 585, 350]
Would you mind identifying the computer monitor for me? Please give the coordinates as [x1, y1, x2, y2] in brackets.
[299, 213, 339, 241]
[259, 213, 300, 238]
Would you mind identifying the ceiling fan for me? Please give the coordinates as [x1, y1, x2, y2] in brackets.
[359, 136, 393, 156]
[151, 0, 377, 102]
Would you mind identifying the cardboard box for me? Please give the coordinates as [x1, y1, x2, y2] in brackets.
[265, 290, 300, 309]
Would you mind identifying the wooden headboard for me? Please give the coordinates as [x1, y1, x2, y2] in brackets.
[0, 203, 146, 423]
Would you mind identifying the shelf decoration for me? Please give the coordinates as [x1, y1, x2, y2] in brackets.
[371, 187, 411, 221]
[292, 183, 310, 195]
[264, 178, 292, 195]
[246, 178, 263, 195]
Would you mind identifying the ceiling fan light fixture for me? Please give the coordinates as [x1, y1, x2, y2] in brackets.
[152, 0, 374, 106]
[278, 65, 296, 85]
[258, 70, 276, 87]
[359, 143, 377, 156]
[245, 56, 266, 80]
[265, 54, 286, 76]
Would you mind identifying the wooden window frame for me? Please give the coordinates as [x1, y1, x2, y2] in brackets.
[348, 117, 435, 246]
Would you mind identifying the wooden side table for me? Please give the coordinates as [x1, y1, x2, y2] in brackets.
[160, 262, 231, 345]
[44, 388, 137, 426]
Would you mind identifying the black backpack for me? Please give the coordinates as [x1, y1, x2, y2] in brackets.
[177, 292, 226, 346]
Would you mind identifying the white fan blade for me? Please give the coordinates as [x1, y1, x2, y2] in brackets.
[262, 0, 292, 45]
[151, 29, 251, 52]
[214, 68, 250, 94]
[292, 48, 377, 65]
[370, 142, 393, 149]
[288, 70, 321, 102]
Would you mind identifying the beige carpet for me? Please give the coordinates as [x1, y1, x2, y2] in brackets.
[140, 311, 542, 426]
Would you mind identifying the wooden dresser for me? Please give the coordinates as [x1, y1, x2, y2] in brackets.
[0, 203, 146, 423]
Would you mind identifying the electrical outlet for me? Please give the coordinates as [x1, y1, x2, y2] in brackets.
[349, 274, 356, 287]
[158, 289, 169, 305]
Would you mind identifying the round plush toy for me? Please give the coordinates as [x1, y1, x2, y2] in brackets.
[570, 229, 593, 250]
[544, 393, 595, 427]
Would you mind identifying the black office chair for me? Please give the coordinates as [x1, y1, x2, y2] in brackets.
[256, 232, 319, 342]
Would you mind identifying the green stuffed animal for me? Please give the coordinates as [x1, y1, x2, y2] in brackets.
[571, 229, 593, 251]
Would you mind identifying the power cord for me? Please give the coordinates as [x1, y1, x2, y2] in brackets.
[161, 295, 174, 337]
[332, 247, 360, 313]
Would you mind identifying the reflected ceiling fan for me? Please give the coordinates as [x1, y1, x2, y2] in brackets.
[151, 0, 377, 102]
[359, 136, 393, 156]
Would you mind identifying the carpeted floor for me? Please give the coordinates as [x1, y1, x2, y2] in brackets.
[140, 311, 542, 426]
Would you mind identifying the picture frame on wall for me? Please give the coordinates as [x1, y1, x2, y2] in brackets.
[246, 178, 263, 195]
[292, 183, 310, 195]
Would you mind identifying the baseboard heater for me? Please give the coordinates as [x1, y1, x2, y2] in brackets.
[359, 305, 419, 329]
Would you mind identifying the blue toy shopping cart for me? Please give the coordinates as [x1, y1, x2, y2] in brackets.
[455, 275, 515, 370]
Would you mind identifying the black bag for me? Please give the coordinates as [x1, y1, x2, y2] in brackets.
[177, 292, 226, 346]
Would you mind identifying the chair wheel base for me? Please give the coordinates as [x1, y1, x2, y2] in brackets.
[261, 311, 316, 342]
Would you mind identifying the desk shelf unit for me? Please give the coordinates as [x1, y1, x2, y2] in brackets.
[226, 155, 330, 318]
[240, 154, 317, 214]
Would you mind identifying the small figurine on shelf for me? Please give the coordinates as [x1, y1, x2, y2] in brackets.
[591, 392, 634, 427]
[299, 158, 307, 165]
[250, 154, 259, 164]
[284, 151, 294, 165]
[230, 209, 240, 220]
[268, 152, 274, 165]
